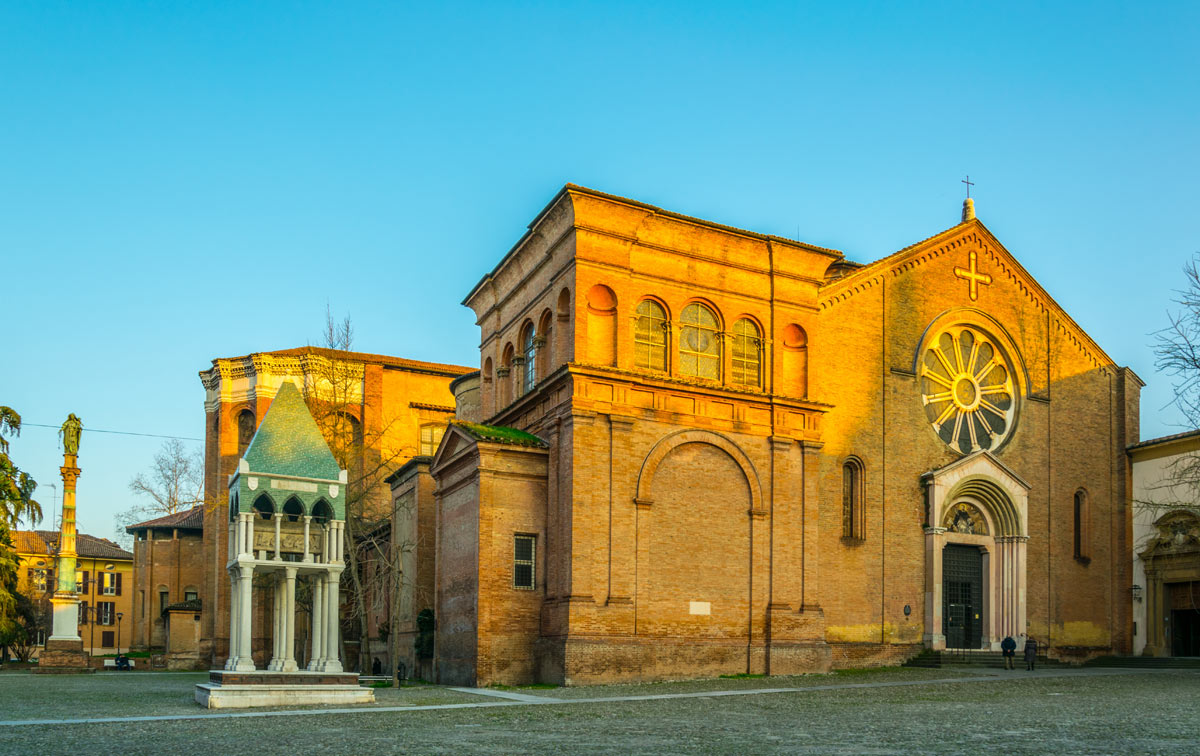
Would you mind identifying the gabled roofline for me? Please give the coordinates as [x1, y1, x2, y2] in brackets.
[821, 218, 1120, 369]
[922, 449, 1033, 492]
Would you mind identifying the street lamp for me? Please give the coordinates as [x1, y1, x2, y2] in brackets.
[116, 612, 124, 655]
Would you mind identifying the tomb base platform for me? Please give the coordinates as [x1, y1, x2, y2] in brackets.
[195, 670, 374, 709]
[33, 639, 93, 674]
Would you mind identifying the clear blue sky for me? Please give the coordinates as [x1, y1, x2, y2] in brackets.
[3, 1, 1197, 542]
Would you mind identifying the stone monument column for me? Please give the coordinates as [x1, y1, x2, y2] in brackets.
[42, 414, 88, 671]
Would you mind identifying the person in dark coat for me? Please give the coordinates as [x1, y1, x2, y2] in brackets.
[1001, 635, 1017, 669]
[1024, 636, 1038, 671]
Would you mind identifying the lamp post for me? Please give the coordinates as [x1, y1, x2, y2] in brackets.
[116, 612, 124, 655]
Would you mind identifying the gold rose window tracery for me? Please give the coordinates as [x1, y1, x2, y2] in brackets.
[921, 326, 1016, 454]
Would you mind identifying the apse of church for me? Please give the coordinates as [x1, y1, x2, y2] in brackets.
[434, 184, 1138, 686]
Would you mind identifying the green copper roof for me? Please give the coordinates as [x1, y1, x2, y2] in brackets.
[450, 420, 548, 448]
[242, 382, 342, 481]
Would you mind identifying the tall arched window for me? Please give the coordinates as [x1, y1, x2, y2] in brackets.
[679, 303, 721, 380]
[537, 310, 553, 380]
[731, 318, 762, 387]
[842, 458, 865, 541]
[522, 322, 537, 394]
[1074, 489, 1090, 562]
[237, 409, 256, 455]
[634, 300, 669, 372]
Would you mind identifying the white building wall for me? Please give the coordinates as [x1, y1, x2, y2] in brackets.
[1130, 434, 1200, 655]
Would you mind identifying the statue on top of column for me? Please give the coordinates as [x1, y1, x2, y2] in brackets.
[59, 414, 83, 456]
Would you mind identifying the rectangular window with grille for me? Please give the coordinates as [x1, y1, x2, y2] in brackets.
[420, 424, 445, 456]
[513, 534, 536, 590]
[101, 631, 115, 648]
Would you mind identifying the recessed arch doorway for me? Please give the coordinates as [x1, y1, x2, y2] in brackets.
[923, 452, 1030, 650]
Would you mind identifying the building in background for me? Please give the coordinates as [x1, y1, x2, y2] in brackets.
[126, 504, 204, 668]
[13, 530, 133, 657]
[1130, 430, 1200, 657]
[196, 347, 470, 668]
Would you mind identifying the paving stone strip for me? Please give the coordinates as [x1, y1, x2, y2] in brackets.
[449, 686, 563, 702]
[0, 668, 1164, 728]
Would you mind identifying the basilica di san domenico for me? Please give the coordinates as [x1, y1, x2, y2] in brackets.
[194, 184, 1137, 686]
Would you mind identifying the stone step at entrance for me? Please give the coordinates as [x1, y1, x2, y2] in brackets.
[904, 649, 1063, 669]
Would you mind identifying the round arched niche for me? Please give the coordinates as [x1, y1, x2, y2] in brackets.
[635, 429, 763, 514]
[585, 283, 617, 313]
[642, 440, 753, 639]
[584, 283, 617, 366]
[781, 323, 809, 397]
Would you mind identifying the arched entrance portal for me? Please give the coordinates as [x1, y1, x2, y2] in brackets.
[922, 452, 1030, 651]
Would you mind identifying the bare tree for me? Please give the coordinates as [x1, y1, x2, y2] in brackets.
[1146, 253, 1200, 522]
[304, 307, 417, 673]
[115, 438, 204, 547]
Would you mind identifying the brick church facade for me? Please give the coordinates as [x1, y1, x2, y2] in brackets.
[421, 185, 1139, 685]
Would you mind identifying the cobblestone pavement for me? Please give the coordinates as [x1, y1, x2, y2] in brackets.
[1, 667, 1196, 754]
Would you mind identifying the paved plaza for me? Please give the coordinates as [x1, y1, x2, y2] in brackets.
[1, 667, 1197, 754]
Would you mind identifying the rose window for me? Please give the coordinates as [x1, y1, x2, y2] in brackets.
[920, 326, 1016, 454]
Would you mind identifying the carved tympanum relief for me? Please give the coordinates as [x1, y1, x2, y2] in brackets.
[921, 325, 1016, 454]
[943, 501, 989, 536]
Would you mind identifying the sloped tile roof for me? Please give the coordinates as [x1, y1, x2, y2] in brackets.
[450, 420, 548, 448]
[126, 505, 204, 533]
[15, 530, 132, 560]
[242, 382, 343, 481]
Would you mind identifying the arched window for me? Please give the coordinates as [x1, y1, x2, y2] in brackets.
[730, 318, 762, 387]
[634, 300, 669, 372]
[1074, 489, 1090, 562]
[311, 499, 333, 525]
[498, 343, 515, 406]
[282, 497, 304, 523]
[679, 303, 721, 380]
[537, 310, 553, 380]
[842, 458, 865, 540]
[333, 412, 362, 463]
[237, 409, 256, 455]
[252, 494, 275, 521]
[522, 322, 537, 394]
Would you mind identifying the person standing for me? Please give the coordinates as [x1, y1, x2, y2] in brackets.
[1024, 636, 1038, 671]
[1001, 635, 1017, 670]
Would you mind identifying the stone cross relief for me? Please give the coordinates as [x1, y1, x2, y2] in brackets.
[954, 251, 993, 302]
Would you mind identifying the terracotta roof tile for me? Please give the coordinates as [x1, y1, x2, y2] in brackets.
[15, 530, 132, 560]
[126, 505, 205, 533]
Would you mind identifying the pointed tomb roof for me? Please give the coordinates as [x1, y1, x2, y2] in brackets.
[241, 381, 343, 482]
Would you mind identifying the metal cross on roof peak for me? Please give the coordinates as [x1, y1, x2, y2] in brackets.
[961, 175, 975, 199]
